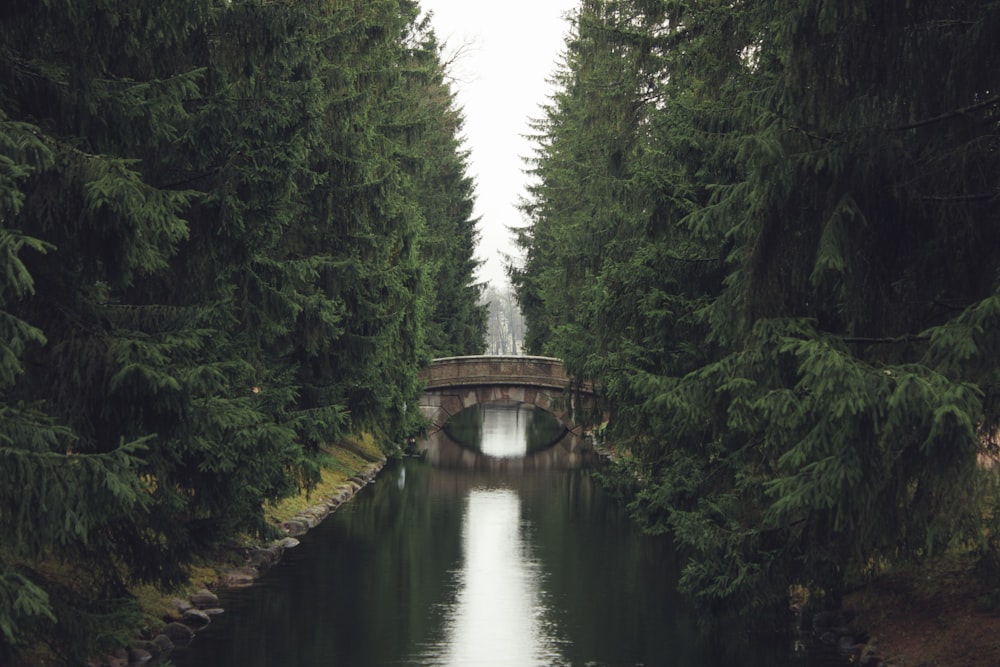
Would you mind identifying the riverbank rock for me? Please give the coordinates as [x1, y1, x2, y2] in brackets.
[248, 544, 283, 570]
[181, 608, 212, 629]
[281, 518, 309, 536]
[161, 622, 195, 647]
[130, 639, 162, 661]
[812, 608, 879, 665]
[151, 634, 174, 655]
[190, 588, 220, 609]
[97, 647, 128, 667]
[127, 646, 152, 663]
[222, 566, 257, 587]
[165, 597, 192, 620]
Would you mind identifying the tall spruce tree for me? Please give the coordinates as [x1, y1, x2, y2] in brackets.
[289, 0, 420, 444]
[0, 0, 215, 659]
[516, 0, 1000, 621]
[1, 0, 487, 660]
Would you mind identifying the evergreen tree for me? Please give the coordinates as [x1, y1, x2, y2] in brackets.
[0, 0, 211, 658]
[516, 0, 1000, 620]
[0, 0, 506, 659]
[0, 0, 487, 659]
[289, 0, 422, 444]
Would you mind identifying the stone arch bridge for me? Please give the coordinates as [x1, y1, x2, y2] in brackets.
[418, 355, 600, 436]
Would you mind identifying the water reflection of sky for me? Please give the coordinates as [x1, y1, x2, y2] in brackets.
[416, 488, 568, 666]
[478, 404, 531, 458]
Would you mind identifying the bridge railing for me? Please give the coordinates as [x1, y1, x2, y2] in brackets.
[421, 355, 595, 394]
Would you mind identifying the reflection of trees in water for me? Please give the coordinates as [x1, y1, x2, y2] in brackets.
[442, 403, 484, 447]
[523, 406, 568, 453]
[420, 429, 598, 472]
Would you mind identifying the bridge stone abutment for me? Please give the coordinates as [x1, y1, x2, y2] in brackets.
[418, 355, 598, 436]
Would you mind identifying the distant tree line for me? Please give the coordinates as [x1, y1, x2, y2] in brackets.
[0, 0, 484, 660]
[482, 284, 525, 355]
[513, 0, 1000, 622]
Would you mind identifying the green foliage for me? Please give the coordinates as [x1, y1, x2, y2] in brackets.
[514, 0, 1000, 621]
[0, 0, 483, 659]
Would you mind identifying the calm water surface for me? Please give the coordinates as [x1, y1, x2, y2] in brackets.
[171, 404, 841, 666]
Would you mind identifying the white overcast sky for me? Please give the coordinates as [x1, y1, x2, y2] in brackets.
[418, 0, 579, 289]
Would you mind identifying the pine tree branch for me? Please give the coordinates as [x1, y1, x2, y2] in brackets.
[841, 334, 930, 344]
[664, 254, 720, 263]
[919, 192, 998, 203]
[889, 95, 1000, 131]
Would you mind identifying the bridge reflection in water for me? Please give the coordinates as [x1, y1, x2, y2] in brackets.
[420, 405, 599, 471]
[446, 403, 567, 458]
[417, 356, 602, 471]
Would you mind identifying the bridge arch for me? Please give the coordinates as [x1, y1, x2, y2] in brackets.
[418, 355, 598, 435]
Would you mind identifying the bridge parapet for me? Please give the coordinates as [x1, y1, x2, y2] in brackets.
[421, 355, 594, 393]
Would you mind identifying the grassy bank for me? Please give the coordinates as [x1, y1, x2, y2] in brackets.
[263, 434, 386, 526]
[135, 434, 387, 628]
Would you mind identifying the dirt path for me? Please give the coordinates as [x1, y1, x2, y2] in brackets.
[847, 573, 1000, 666]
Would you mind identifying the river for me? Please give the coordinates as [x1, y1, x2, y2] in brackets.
[170, 403, 842, 666]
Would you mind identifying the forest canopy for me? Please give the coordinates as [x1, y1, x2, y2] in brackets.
[0, 0, 485, 661]
[512, 0, 1000, 620]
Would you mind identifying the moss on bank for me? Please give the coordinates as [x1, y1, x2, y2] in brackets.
[264, 434, 385, 526]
